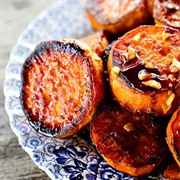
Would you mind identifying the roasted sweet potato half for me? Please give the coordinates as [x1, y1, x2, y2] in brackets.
[86, 0, 151, 36]
[90, 100, 168, 177]
[153, 0, 180, 30]
[80, 31, 109, 58]
[20, 39, 105, 138]
[163, 162, 180, 179]
[145, 0, 154, 17]
[108, 25, 180, 116]
[166, 108, 180, 166]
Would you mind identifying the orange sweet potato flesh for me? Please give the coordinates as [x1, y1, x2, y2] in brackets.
[163, 162, 180, 179]
[20, 39, 105, 138]
[90, 100, 168, 177]
[80, 31, 109, 58]
[166, 108, 180, 166]
[86, 0, 151, 36]
[108, 25, 180, 116]
[153, 0, 180, 30]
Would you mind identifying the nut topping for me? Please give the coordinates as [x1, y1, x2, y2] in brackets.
[138, 69, 157, 80]
[128, 46, 136, 60]
[122, 46, 137, 61]
[123, 123, 135, 132]
[122, 52, 129, 60]
[135, 116, 140, 121]
[142, 80, 161, 89]
[166, 92, 175, 107]
[52, 61, 58, 67]
[112, 66, 121, 74]
[133, 32, 141, 41]
[163, 2, 179, 10]
[168, 74, 175, 82]
[162, 32, 170, 41]
[170, 58, 180, 73]
[161, 91, 175, 113]
[145, 62, 154, 69]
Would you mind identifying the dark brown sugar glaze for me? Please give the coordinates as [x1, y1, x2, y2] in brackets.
[112, 26, 180, 92]
[91, 100, 168, 168]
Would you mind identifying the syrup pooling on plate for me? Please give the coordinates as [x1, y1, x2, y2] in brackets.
[21, 39, 105, 138]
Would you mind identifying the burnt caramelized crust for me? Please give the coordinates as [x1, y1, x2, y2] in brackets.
[91, 100, 168, 177]
[108, 25, 180, 116]
[86, 0, 151, 36]
[20, 39, 105, 138]
[80, 31, 109, 58]
[153, 0, 180, 30]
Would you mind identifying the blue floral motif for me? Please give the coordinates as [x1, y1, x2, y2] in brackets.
[33, 153, 41, 163]
[27, 136, 42, 148]
[98, 162, 123, 180]
[54, 145, 88, 179]
[97, 160, 134, 180]
[4, 78, 21, 92]
[11, 44, 31, 61]
[54, 145, 85, 162]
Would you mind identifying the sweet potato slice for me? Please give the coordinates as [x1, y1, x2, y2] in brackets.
[145, 0, 154, 17]
[108, 25, 180, 116]
[20, 39, 105, 138]
[80, 31, 109, 58]
[90, 100, 168, 177]
[166, 108, 180, 166]
[163, 162, 180, 179]
[86, 0, 151, 36]
[153, 0, 180, 30]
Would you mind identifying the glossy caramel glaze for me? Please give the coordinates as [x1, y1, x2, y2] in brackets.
[21, 39, 105, 138]
[91, 100, 168, 176]
[153, 0, 180, 30]
[108, 25, 180, 116]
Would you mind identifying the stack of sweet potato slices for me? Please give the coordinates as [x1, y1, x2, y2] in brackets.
[91, 25, 180, 177]
[20, 0, 180, 178]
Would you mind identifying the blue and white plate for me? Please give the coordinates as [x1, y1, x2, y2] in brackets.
[4, 0, 165, 179]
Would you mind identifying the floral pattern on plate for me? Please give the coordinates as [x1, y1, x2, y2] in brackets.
[4, 0, 166, 179]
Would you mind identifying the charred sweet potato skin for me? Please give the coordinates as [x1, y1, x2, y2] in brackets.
[153, 0, 180, 30]
[86, 0, 150, 35]
[20, 39, 105, 138]
[91, 100, 168, 177]
[167, 108, 180, 166]
[108, 25, 180, 116]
